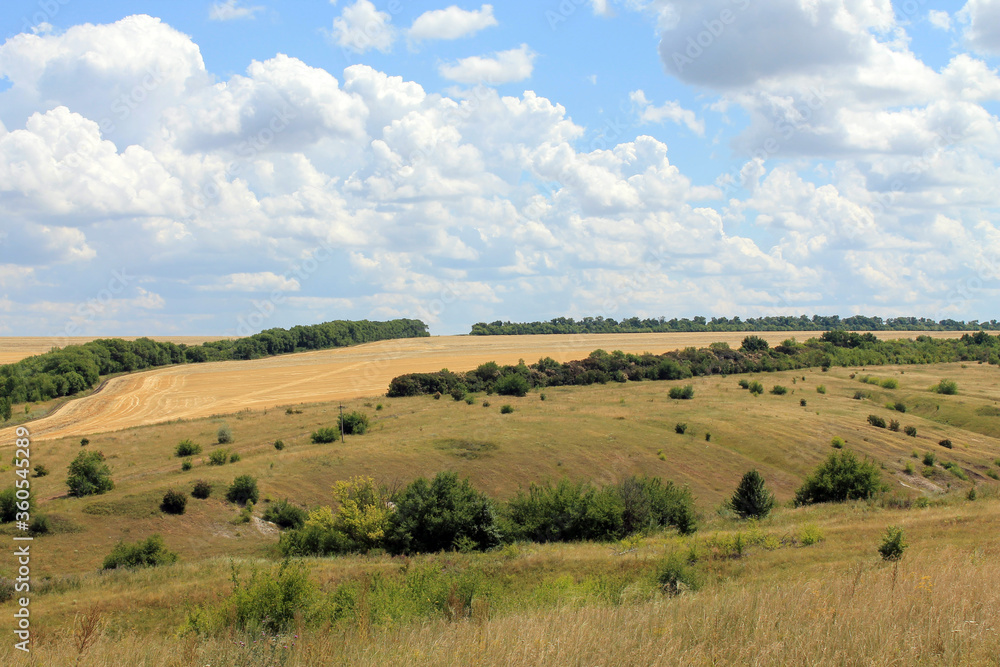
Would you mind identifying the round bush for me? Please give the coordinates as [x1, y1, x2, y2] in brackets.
[217, 424, 233, 444]
[226, 475, 259, 505]
[191, 481, 212, 499]
[161, 489, 188, 515]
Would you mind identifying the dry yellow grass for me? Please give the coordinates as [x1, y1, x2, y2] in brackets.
[0, 336, 234, 365]
[3, 497, 999, 666]
[0, 330, 973, 442]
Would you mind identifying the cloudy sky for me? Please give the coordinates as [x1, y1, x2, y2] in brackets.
[1, 0, 998, 336]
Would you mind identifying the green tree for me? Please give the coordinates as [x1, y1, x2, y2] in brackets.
[66, 450, 114, 497]
[729, 470, 775, 519]
[741, 335, 770, 353]
[386, 471, 501, 554]
[0, 396, 11, 422]
[794, 451, 885, 505]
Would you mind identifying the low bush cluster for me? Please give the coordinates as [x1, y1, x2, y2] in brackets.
[280, 472, 697, 558]
[794, 451, 886, 505]
[175, 439, 202, 457]
[102, 534, 177, 570]
[668, 384, 695, 400]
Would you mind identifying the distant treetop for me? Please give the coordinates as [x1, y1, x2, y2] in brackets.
[469, 315, 996, 336]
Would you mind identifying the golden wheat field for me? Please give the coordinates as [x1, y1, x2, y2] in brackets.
[0, 331, 974, 443]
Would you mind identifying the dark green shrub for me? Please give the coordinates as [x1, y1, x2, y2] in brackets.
[161, 490, 187, 515]
[668, 385, 695, 400]
[880, 378, 899, 389]
[32, 465, 48, 478]
[495, 373, 529, 397]
[904, 426, 917, 437]
[261, 499, 306, 529]
[217, 425, 233, 444]
[181, 459, 193, 471]
[656, 551, 700, 596]
[102, 534, 177, 570]
[192, 481, 212, 499]
[831, 437, 844, 449]
[208, 449, 230, 465]
[705, 433, 711, 442]
[816, 385, 826, 394]
[738, 379, 750, 389]
[729, 470, 775, 520]
[175, 440, 202, 457]
[894, 402, 906, 413]
[987, 470, 999, 480]
[675, 423, 687, 434]
[376, 403, 383, 411]
[923, 452, 936, 466]
[506, 479, 624, 543]
[878, 525, 906, 561]
[229, 452, 241, 463]
[273, 440, 285, 450]
[464, 396, 475, 405]
[770, 385, 788, 395]
[938, 439, 952, 449]
[616, 475, 697, 536]
[794, 451, 886, 505]
[748, 381, 764, 396]
[867, 414, 886, 428]
[339, 411, 370, 435]
[450, 386, 467, 401]
[500, 405, 514, 414]
[311, 427, 339, 443]
[888, 419, 900, 432]
[932, 379, 958, 395]
[29, 515, 50, 535]
[386, 472, 501, 554]
[0, 487, 31, 523]
[540, 393, 547, 401]
[80, 438, 90, 447]
[66, 450, 114, 497]
[482, 401, 491, 408]
[741, 335, 769, 352]
[853, 391, 868, 400]
[226, 475, 259, 505]
[800, 399, 807, 407]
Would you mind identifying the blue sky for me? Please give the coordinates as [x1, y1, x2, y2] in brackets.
[1, 1, 999, 336]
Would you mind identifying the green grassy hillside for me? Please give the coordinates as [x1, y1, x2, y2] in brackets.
[1, 359, 998, 665]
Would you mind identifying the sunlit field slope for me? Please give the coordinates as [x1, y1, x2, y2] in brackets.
[0, 359, 998, 666]
[0, 330, 974, 443]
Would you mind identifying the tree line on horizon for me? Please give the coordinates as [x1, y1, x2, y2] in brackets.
[0, 319, 428, 408]
[469, 315, 999, 336]
[388, 331, 1000, 398]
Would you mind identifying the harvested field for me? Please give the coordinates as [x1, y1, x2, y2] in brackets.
[0, 336, 234, 365]
[0, 330, 977, 442]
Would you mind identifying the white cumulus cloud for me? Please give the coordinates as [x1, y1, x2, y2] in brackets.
[409, 4, 497, 42]
[438, 44, 535, 84]
[330, 0, 397, 54]
[630, 90, 705, 136]
[209, 0, 264, 21]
